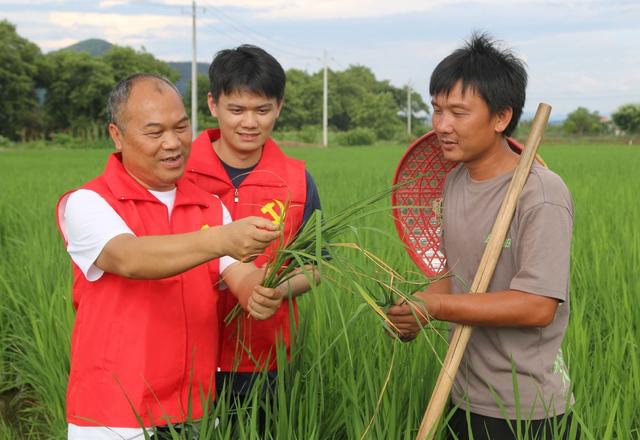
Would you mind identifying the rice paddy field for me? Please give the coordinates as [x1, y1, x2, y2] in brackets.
[0, 142, 638, 439]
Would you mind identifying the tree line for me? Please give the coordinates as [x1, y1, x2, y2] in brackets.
[562, 106, 639, 136]
[3, 19, 638, 146]
[1, 20, 430, 145]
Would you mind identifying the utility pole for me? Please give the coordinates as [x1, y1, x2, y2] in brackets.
[407, 81, 412, 135]
[191, 0, 198, 137]
[322, 50, 328, 147]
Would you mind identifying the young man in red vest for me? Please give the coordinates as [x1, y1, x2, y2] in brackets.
[57, 73, 288, 440]
[186, 45, 322, 412]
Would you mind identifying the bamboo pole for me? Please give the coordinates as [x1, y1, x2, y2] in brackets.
[416, 103, 552, 440]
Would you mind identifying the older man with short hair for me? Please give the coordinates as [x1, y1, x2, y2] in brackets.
[57, 73, 286, 439]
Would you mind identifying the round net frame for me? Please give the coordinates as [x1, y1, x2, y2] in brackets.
[392, 131, 528, 277]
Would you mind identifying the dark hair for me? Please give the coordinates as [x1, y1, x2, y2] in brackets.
[208, 45, 286, 103]
[429, 32, 527, 136]
[107, 73, 180, 128]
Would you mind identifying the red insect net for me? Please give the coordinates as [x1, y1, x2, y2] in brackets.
[392, 132, 457, 277]
[392, 132, 529, 277]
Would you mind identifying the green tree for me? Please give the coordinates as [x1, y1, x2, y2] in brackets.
[563, 107, 607, 136]
[102, 46, 178, 83]
[0, 20, 46, 140]
[329, 65, 427, 139]
[329, 65, 392, 132]
[44, 50, 114, 137]
[40, 44, 178, 139]
[278, 69, 322, 131]
[185, 73, 217, 130]
[390, 85, 430, 126]
[612, 104, 640, 134]
[349, 91, 403, 140]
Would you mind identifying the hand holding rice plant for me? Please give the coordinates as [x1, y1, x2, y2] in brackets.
[247, 284, 283, 320]
[256, 183, 451, 342]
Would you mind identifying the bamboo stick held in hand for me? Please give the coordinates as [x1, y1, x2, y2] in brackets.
[416, 103, 552, 440]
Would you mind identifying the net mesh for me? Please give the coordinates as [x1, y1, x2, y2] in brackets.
[392, 132, 457, 276]
[392, 132, 533, 277]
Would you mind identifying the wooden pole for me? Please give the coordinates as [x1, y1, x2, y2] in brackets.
[416, 103, 552, 440]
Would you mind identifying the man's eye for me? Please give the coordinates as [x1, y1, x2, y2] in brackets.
[176, 125, 188, 132]
[230, 109, 242, 115]
[146, 132, 162, 138]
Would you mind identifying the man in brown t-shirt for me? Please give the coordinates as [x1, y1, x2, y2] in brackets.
[386, 33, 577, 439]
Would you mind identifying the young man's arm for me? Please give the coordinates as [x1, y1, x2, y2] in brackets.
[96, 217, 280, 279]
[275, 265, 321, 298]
[221, 262, 283, 320]
[221, 263, 320, 319]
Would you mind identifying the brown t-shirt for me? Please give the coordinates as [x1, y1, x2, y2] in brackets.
[442, 162, 574, 419]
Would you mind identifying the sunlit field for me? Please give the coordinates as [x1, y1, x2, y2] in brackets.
[0, 142, 638, 439]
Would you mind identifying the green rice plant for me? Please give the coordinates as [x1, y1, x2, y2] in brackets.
[225, 179, 434, 332]
[0, 144, 638, 438]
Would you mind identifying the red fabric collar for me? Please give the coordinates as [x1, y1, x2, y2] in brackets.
[102, 153, 209, 208]
[189, 129, 291, 187]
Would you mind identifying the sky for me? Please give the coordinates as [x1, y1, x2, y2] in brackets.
[2, 0, 639, 120]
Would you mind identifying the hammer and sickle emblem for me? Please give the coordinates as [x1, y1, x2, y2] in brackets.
[260, 199, 286, 225]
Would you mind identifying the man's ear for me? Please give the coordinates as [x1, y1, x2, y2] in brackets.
[494, 107, 513, 134]
[207, 92, 218, 117]
[108, 123, 124, 152]
[275, 98, 284, 119]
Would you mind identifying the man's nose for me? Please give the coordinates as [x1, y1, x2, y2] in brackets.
[433, 113, 453, 134]
[162, 130, 182, 148]
[241, 111, 258, 128]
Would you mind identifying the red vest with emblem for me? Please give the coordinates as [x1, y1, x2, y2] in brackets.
[56, 154, 223, 427]
[186, 129, 306, 372]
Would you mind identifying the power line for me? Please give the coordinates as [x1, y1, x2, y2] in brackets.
[195, 22, 325, 75]
[198, 0, 322, 58]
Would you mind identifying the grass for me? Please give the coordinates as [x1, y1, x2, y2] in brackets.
[0, 142, 638, 438]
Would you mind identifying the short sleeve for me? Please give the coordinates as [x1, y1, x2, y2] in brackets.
[219, 201, 237, 273]
[302, 171, 322, 227]
[510, 202, 573, 301]
[62, 190, 134, 282]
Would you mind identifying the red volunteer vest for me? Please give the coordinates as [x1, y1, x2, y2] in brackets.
[186, 129, 306, 372]
[56, 153, 223, 427]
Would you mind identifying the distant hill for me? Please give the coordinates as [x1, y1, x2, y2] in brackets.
[57, 38, 114, 56]
[58, 39, 207, 95]
[167, 61, 209, 96]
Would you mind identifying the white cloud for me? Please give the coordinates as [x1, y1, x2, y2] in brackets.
[219, 0, 610, 20]
[99, 0, 128, 7]
[0, 0, 64, 4]
[47, 11, 218, 42]
[88, 0, 608, 20]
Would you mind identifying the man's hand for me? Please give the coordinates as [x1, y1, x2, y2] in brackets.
[385, 296, 434, 342]
[248, 285, 283, 320]
[219, 216, 280, 262]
